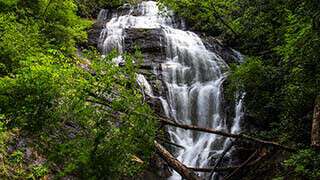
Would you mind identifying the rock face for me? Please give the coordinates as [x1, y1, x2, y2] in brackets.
[202, 35, 243, 65]
[88, 21, 105, 47]
[88, 5, 132, 47]
[124, 28, 168, 115]
[124, 28, 166, 64]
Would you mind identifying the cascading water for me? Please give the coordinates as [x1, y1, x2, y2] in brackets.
[97, 1, 244, 179]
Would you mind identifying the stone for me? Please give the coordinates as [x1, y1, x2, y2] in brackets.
[124, 28, 166, 55]
[201, 35, 243, 65]
[88, 21, 105, 47]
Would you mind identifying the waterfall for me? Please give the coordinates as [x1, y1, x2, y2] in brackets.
[97, 1, 244, 179]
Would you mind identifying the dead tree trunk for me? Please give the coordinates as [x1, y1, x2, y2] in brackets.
[224, 150, 258, 180]
[189, 153, 264, 173]
[209, 140, 234, 179]
[160, 119, 296, 152]
[154, 141, 200, 180]
[87, 94, 296, 151]
[311, 96, 320, 149]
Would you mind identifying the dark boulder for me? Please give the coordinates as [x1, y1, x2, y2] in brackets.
[124, 28, 165, 62]
[202, 36, 243, 65]
[88, 21, 105, 47]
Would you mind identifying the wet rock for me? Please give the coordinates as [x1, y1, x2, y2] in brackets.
[124, 28, 167, 100]
[89, 5, 134, 48]
[88, 21, 105, 47]
[97, 5, 132, 21]
[124, 28, 166, 57]
[202, 36, 243, 65]
[148, 98, 165, 115]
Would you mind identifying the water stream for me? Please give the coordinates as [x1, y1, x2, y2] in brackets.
[97, 1, 244, 179]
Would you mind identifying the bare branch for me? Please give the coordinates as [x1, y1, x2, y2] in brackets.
[155, 141, 200, 180]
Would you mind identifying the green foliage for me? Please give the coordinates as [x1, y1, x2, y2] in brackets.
[79, 50, 156, 179]
[228, 57, 280, 130]
[76, 0, 141, 18]
[40, 0, 92, 51]
[0, 13, 42, 75]
[0, 0, 156, 179]
[0, 121, 9, 178]
[160, 0, 320, 178]
[0, 49, 157, 179]
[0, 0, 92, 74]
[9, 150, 24, 164]
[284, 149, 320, 179]
[32, 164, 49, 178]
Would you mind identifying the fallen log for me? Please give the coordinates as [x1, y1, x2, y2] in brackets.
[311, 96, 320, 149]
[87, 95, 296, 152]
[160, 119, 296, 152]
[209, 140, 234, 179]
[188, 151, 265, 173]
[224, 150, 258, 180]
[189, 166, 237, 172]
[161, 118, 239, 138]
[154, 141, 200, 180]
[157, 138, 185, 149]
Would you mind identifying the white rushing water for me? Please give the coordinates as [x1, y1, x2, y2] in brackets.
[98, 1, 244, 179]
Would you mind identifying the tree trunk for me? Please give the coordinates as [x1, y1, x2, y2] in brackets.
[87, 94, 296, 152]
[209, 140, 234, 179]
[224, 150, 258, 180]
[154, 141, 200, 180]
[311, 96, 320, 149]
[160, 119, 296, 152]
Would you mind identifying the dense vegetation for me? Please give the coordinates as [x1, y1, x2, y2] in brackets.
[76, 0, 140, 18]
[0, 0, 156, 179]
[159, 0, 320, 178]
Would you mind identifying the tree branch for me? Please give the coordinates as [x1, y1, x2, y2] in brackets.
[189, 148, 266, 173]
[86, 94, 296, 152]
[157, 137, 185, 149]
[160, 119, 296, 152]
[224, 150, 258, 180]
[311, 95, 320, 149]
[209, 3, 239, 37]
[155, 141, 200, 180]
[209, 140, 234, 179]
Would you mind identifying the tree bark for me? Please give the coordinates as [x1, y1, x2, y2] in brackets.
[209, 140, 234, 179]
[311, 96, 320, 149]
[160, 119, 296, 152]
[224, 150, 258, 180]
[87, 94, 296, 152]
[189, 150, 265, 173]
[157, 138, 185, 149]
[154, 141, 200, 180]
